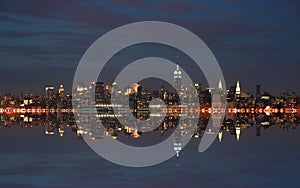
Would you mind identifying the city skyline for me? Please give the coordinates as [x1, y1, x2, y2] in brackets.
[0, 1, 300, 95]
[1, 1, 300, 187]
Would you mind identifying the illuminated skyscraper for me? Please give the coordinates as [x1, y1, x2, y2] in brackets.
[45, 86, 55, 99]
[174, 64, 182, 92]
[194, 83, 201, 95]
[45, 86, 55, 108]
[58, 84, 65, 98]
[235, 81, 241, 98]
[95, 82, 105, 104]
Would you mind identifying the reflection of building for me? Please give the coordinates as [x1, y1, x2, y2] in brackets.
[89, 116, 105, 140]
[174, 125, 182, 159]
[45, 115, 55, 135]
[218, 79, 223, 91]
[235, 125, 241, 141]
[218, 131, 223, 142]
[256, 124, 260, 137]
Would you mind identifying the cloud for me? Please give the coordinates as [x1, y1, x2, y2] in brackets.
[0, 0, 135, 28]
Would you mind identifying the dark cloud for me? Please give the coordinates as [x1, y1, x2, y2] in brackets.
[0, 0, 136, 28]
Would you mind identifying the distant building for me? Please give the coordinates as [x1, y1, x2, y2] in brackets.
[45, 86, 55, 108]
[256, 84, 261, 97]
[58, 84, 65, 98]
[95, 82, 105, 104]
[235, 81, 241, 98]
[45, 86, 55, 99]
[174, 64, 182, 93]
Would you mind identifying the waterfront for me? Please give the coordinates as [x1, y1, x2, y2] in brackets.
[0, 122, 299, 188]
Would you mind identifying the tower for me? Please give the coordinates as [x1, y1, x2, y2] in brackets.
[173, 64, 182, 93]
[58, 84, 65, 98]
[256, 84, 261, 97]
[235, 81, 241, 98]
[45, 86, 55, 108]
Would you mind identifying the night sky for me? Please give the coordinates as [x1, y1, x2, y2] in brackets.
[0, 0, 299, 95]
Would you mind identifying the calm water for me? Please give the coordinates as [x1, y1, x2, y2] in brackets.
[0, 124, 299, 188]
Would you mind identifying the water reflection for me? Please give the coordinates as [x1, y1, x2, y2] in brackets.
[0, 111, 299, 141]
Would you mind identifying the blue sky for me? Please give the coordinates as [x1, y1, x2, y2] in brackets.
[0, 0, 299, 94]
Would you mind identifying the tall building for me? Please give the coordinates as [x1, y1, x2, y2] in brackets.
[256, 84, 261, 97]
[45, 86, 55, 99]
[194, 83, 201, 93]
[235, 81, 241, 98]
[95, 82, 105, 104]
[173, 64, 182, 93]
[45, 86, 55, 108]
[194, 83, 202, 103]
[58, 84, 65, 98]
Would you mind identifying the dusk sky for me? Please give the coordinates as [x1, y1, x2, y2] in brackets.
[0, 0, 299, 95]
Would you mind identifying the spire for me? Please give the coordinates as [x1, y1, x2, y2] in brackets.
[174, 64, 182, 76]
[236, 81, 241, 95]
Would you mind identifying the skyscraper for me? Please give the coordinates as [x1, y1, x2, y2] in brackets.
[235, 81, 241, 98]
[45, 86, 55, 99]
[256, 84, 261, 97]
[58, 84, 65, 98]
[45, 86, 55, 108]
[173, 64, 182, 93]
[95, 82, 105, 104]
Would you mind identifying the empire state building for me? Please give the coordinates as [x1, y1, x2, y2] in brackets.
[174, 64, 182, 92]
